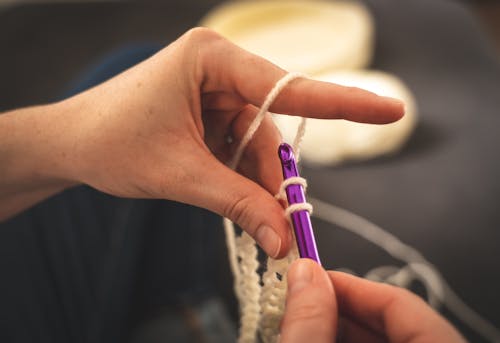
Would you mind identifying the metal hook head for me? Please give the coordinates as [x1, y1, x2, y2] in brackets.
[278, 143, 295, 165]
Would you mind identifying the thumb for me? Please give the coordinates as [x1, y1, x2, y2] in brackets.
[280, 259, 338, 343]
[188, 153, 291, 258]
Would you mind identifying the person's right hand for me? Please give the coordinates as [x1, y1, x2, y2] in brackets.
[281, 259, 467, 343]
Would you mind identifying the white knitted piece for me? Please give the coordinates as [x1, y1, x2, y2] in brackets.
[259, 172, 306, 343]
[235, 231, 262, 342]
[223, 73, 310, 343]
[259, 243, 299, 343]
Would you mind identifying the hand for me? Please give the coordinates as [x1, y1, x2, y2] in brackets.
[281, 259, 466, 343]
[1, 28, 403, 257]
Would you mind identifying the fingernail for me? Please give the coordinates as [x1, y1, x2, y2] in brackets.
[256, 225, 281, 258]
[383, 96, 404, 106]
[288, 259, 314, 294]
[384, 96, 406, 114]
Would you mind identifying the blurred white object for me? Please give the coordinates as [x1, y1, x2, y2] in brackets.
[200, 0, 374, 74]
[273, 71, 418, 165]
[201, 0, 417, 165]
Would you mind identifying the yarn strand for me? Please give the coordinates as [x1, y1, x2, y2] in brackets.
[229, 72, 306, 170]
[223, 72, 308, 343]
[222, 71, 499, 343]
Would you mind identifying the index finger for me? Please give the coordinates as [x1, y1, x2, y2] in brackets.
[197, 28, 404, 124]
[328, 271, 466, 343]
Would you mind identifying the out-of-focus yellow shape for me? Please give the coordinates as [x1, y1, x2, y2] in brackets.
[200, 0, 374, 74]
[273, 71, 418, 165]
[201, 1, 418, 166]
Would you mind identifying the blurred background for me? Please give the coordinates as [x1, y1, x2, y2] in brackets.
[0, 1, 499, 343]
[0, 0, 499, 112]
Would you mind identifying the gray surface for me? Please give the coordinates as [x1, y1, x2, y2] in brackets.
[309, 0, 500, 341]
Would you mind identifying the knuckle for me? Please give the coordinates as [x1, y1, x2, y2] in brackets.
[286, 302, 331, 325]
[182, 27, 223, 45]
[178, 27, 228, 84]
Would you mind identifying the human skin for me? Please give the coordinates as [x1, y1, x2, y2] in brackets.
[281, 259, 467, 343]
[0, 28, 403, 258]
[1, 28, 466, 342]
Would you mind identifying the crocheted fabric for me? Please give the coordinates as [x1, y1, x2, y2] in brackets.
[223, 73, 308, 343]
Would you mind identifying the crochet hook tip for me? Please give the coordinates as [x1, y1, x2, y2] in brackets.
[278, 142, 294, 165]
[278, 143, 321, 265]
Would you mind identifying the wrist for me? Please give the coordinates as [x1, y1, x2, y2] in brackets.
[1, 101, 80, 195]
[0, 101, 82, 219]
[35, 99, 83, 189]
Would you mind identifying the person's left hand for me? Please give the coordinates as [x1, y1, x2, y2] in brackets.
[13, 28, 404, 257]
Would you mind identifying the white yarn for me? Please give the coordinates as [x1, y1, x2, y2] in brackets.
[284, 203, 313, 218]
[223, 72, 308, 343]
[223, 73, 500, 343]
[200, 0, 374, 74]
[273, 70, 418, 166]
[276, 176, 307, 200]
[228, 73, 306, 170]
[291, 117, 307, 163]
[310, 197, 500, 343]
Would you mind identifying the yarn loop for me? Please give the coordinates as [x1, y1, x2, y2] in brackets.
[223, 72, 308, 343]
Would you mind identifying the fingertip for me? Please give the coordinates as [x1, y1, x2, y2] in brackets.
[277, 220, 293, 258]
[255, 224, 282, 258]
[384, 96, 405, 108]
[261, 200, 294, 258]
[273, 234, 291, 259]
[327, 270, 353, 279]
[327, 270, 366, 289]
[288, 258, 331, 292]
[243, 199, 292, 259]
[287, 258, 322, 293]
[381, 96, 406, 122]
[287, 259, 316, 294]
[281, 259, 336, 342]
[200, 159, 291, 258]
[289, 257, 320, 271]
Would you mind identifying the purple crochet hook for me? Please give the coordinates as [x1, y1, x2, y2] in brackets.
[278, 143, 321, 264]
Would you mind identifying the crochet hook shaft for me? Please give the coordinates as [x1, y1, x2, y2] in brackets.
[278, 143, 321, 264]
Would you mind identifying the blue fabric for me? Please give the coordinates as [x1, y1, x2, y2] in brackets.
[62, 43, 160, 97]
[0, 45, 230, 343]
